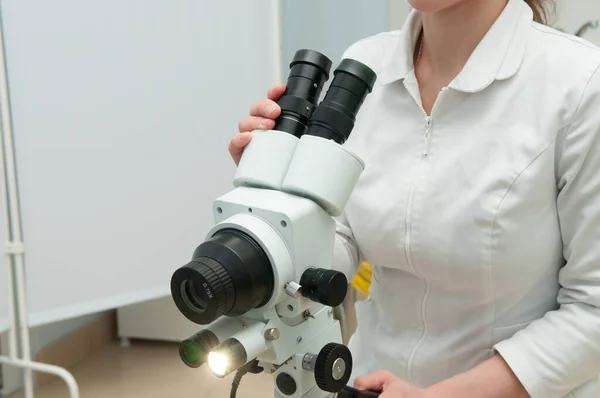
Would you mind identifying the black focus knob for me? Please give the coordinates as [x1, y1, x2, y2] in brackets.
[300, 268, 348, 307]
[314, 343, 353, 393]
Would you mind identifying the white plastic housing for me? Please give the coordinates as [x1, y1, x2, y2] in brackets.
[233, 129, 299, 190]
[229, 321, 269, 363]
[210, 186, 337, 318]
[281, 135, 365, 216]
[206, 316, 248, 342]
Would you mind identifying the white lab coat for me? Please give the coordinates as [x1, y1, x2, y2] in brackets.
[332, 0, 600, 397]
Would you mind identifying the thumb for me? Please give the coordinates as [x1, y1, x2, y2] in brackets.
[353, 370, 396, 392]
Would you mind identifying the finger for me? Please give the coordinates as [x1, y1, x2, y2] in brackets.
[267, 83, 287, 101]
[353, 370, 396, 391]
[238, 116, 275, 133]
[249, 98, 281, 118]
[228, 132, 252, 156]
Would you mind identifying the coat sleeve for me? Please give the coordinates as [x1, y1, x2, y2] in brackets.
[332, 211, 362, 282]
[493, 65, 600, 397]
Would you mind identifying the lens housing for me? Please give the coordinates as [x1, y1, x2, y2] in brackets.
[207, 338, 248, 378]
[170, 229, 274, 325]
[179, 329, 219, 368]
[306, 58, 377, 144]
[274, 49, 333, 138]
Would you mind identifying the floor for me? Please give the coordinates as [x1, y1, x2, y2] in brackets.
[6, 340, 600, 398]
[7, 340, 274, 398]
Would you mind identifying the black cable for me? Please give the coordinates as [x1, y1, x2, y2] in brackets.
[229, 369, 246, 398]
[229, 360, 262, 398]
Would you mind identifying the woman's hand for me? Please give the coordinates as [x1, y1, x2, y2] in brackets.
[228, 84, 286, 166]
[354, 370, 432, 398]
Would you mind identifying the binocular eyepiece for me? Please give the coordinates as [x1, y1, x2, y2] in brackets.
[275, 49, 377, 144]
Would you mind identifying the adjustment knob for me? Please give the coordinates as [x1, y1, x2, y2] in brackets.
[314, 343, 353, 393]
[300, 268, 348, 307]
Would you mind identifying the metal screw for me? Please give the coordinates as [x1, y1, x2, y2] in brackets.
[297, 336, 303, 344]
[302, 310, 315, 320]
[264, 328, 280, 341]
[332, 358, 346, 380]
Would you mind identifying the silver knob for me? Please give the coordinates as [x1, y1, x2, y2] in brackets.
[284, 281, 303, 298]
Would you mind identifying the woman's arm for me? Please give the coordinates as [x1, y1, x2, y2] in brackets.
[426, 354, 528, 397]
[434, 63, 600, 398]
[486, 64, 600, 398]
[332, 211, 362, 281]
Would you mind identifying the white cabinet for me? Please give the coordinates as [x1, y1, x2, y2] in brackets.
[117, 296, 204, 343]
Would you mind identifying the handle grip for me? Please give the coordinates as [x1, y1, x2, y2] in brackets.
[338, 386, 381, 397]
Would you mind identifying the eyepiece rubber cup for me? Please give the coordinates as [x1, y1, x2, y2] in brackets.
[290, 49, 333, 76]
[305, 58, 377, 144]
[273, 49, 333, 138]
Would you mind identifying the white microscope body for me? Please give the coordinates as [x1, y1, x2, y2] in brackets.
[170, 50, 377, 398]
[216, 129, 363, 397]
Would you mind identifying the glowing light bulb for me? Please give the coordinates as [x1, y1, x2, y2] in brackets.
[208, 351, 230, 377]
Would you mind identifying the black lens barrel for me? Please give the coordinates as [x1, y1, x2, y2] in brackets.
[179, 329, 219, 368]
[273, 49, 333, 137]
[306, 58, 377, 144]
[171, 229, 274, 325]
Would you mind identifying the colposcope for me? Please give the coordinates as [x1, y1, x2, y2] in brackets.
[170, 49, 380, 398]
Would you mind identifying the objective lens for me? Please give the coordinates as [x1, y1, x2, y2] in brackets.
[171, 229, 274, 325]
[306, 58, 377, 144]
[273, 49, 333, 137]
[179, 329, 219, 368]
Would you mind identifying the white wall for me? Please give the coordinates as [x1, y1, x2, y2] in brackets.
[554, 0, 600, 45]
[0, 0, 279, 329]
[281, 0, 389, 74]
[0, 0, 279, 394]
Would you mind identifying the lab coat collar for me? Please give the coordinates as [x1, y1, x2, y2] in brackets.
[379, 0, 533, 93]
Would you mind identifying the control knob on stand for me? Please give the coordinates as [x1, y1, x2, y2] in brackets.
[303, 343, 353, 393]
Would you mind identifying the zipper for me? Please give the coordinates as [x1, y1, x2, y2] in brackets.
[423, 117, 432, 156]
[403, 84, 448, 381]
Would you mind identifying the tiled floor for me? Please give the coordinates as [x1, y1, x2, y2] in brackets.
[8, 340, 274, 398]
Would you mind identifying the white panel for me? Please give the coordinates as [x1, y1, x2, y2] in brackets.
[281, 0, 389, 79]
[554, 0, 600, 46]
[1, 0, 279, 327]
[0, 231, 8, 333]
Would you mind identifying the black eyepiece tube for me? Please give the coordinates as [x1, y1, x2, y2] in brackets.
[305, 58, 377, 144]
[273, 49, 333, 138]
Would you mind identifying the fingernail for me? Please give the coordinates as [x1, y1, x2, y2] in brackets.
[259, 119, 273, 129]
[238, 132, 251, 141]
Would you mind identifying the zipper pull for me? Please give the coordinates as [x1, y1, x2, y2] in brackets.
[423, 117, 432, 156]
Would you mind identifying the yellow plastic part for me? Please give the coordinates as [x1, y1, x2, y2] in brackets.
[351, 261, 372, 296]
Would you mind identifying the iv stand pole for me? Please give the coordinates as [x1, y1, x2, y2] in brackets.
[0, 2, 79, 397]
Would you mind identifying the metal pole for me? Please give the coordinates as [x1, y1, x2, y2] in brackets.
[0, 2, 79, 397]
